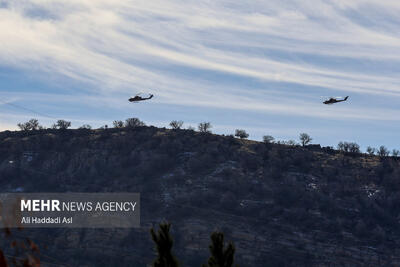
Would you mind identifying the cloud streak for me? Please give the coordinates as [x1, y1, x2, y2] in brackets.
[1, 1, 400, 96]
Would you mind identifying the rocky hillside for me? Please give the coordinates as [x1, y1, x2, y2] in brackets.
[1, 126, 400, 266]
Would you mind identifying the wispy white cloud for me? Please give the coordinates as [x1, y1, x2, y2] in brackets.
[1, 1, 400, 93]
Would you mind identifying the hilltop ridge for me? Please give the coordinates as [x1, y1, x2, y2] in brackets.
[0, 126, 400, 266]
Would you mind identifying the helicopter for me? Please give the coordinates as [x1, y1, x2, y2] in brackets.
[323, 96, 349, 105]
[128, 93, 154, 102]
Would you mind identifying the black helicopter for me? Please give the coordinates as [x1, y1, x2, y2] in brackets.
[323, 96, 349, 105]
[129, 93, 154, 102]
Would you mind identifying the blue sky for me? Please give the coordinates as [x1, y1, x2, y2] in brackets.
[0, 0, 400, 150]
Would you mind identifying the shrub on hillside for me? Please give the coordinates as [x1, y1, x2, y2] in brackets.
[113, 120, 124, 128]
[299, 133, 312, 146]
[17, 119, 43, 131]
[234, 129, 249, 139]
[170, 120, 184, 129]
[198, 122, 212, 133]
[125, 118, 145, 128]
[52, 119, 71, 130]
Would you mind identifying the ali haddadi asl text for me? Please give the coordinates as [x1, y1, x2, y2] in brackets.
[21, 216, 73, 224]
